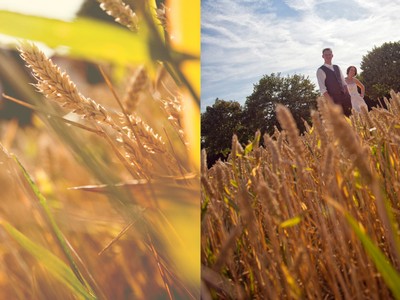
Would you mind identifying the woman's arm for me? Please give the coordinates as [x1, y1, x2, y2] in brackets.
[354, 78, 365, 97]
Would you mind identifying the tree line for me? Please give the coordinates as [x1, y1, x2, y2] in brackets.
[201, 41, 400, 167]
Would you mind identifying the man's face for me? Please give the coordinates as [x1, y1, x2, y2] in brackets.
[322, 50, 333, 63]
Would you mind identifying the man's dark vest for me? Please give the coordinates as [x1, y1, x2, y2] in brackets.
[319, 65, 346, 95]
[319, 65, 352, 116]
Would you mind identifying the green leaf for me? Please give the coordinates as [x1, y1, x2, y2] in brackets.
[346, 214, 400, 299]
[244, 142, 253, 155]
[244, 132, 261, 155]
[0, 10, 150, 66]
[280, 216, 302, 228]
[1, 221, 96, 300]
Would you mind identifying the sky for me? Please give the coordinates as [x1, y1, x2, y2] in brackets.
[0, 0, 83, 21]
[201, 0, 400, 111]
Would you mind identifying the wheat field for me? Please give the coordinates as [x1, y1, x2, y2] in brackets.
[201, 94, 400, 299]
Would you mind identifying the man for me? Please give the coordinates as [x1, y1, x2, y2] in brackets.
[316, 48, 352, 116]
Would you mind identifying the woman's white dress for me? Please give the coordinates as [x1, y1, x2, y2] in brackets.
[347, 82, 367, 112]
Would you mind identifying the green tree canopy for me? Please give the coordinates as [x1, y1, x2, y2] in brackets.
[360, 41, 400, 100]
[242, 73, 318, 137]
[201, 98, 244, 167]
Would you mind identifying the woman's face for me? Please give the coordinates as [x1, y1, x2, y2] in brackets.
[348, 67, 356, 77]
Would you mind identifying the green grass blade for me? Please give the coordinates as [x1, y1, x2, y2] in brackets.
[1, 221, 96, 300]
[0, 10, 150, 66]
[12, 153, 102, 299]
[346, 214, 400, 299]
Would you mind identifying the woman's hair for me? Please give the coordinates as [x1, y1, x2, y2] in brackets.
[347, 66, 357, 75]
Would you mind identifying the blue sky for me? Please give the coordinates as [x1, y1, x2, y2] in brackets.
[201, 0, 400, 111]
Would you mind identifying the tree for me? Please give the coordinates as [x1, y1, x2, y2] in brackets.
[360, 41, 400, 101]
[243, 73, 319, 137]
[201, 99, 244, 167]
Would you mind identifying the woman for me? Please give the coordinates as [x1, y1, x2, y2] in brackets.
[345, 66, 367, 112]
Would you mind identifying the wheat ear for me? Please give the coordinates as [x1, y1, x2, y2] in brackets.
[326, 101, 374, 183]
[155, 3, 168, 32]
[19, 42, 117, 129]
[122, 66, 149, 114]
[18, 42, 153, 176]
[276, 104, 305, 166]
[97, 0, 138, 32]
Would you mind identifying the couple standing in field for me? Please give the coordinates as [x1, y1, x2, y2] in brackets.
[317, 47, 367, 116]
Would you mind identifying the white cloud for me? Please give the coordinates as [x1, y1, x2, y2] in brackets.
[201, 0, 400, 111]
[283, 0, 316, 11]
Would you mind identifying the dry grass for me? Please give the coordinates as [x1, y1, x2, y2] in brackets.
[201, 94, 400, 299]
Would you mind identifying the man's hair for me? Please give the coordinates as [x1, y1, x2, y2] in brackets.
[322, 48, 332, 54]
